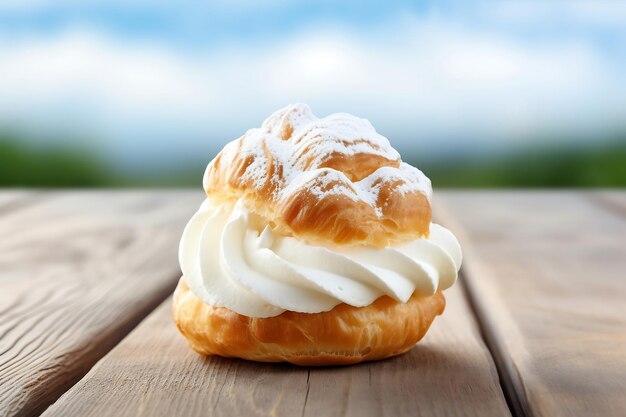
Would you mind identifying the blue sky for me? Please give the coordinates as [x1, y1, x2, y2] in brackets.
[0, 1, 625, 167]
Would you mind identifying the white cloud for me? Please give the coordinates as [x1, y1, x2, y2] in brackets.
[0, 19, 624, 163]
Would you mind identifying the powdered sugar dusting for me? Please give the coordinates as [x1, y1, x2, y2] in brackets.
[280, 168, 362, 202]
[206, 103, 432, 217]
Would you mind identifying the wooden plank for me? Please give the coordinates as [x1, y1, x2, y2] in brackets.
[42, 281, 510, 417]
[436, 191, 626, 417]
[0, 191, 202, 417]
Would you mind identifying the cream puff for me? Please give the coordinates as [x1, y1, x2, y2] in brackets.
[173, 104, 462, 366]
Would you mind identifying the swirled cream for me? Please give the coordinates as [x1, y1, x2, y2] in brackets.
[179, 199, 462, 318]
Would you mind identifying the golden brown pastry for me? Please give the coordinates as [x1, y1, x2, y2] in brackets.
[173, 278, 445, 366]
[203, 104, 431, 247]
[174, 104, 462, 365]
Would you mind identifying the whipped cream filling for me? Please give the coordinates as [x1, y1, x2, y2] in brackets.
[179, 198, 462, 318]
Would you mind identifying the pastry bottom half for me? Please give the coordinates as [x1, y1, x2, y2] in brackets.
[173, 277, 445, 366]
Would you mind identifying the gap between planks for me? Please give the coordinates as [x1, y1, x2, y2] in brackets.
[458, 264, 529, 417]
[435, 197, 530, 417]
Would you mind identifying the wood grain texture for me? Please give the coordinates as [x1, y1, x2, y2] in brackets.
[437, 191, 626, 417]
[0, 191, 201, 417]
[42, 283, 510, 417]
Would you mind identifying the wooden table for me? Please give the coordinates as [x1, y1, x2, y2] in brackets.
[1, 190, 625, 417]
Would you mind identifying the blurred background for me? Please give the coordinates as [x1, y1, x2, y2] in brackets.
[0, 0, 625, 188]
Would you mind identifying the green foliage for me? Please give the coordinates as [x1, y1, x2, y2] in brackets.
[419, 143, 626, 188]
[0, 135, 110, 187]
